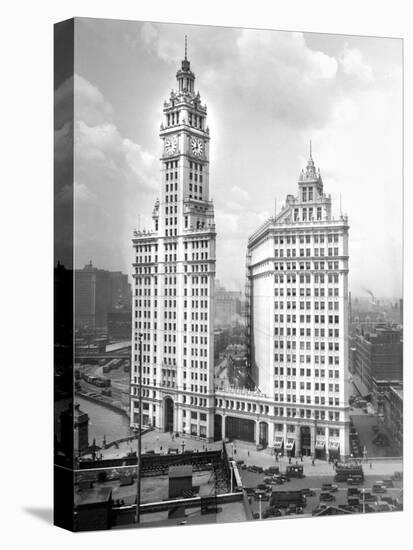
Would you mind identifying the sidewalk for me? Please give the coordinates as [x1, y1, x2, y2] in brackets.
[224, 439, 402, 478]
[93, 431, 402, 479]
[95, 430, 222, 460]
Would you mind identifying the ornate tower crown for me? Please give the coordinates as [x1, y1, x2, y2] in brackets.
[176, 35, 195, 94]
[299, 141, 323, 188]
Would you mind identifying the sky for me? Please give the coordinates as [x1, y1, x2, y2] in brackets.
[55, 18, 403, 298]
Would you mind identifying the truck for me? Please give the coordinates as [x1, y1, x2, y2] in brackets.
[270, 491, 306, 509]
[285, 465, 305, 478]
[334, 463, 364, 482]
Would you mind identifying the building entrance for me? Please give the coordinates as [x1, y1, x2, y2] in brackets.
[164, 397, 174, 432]
[300, 426, 312, 456]
[214, 414, 222, 441]
[225, 416, 255, 443]
[259, 421, 268, 447]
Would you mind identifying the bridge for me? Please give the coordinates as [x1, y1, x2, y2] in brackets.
[75, 350, 131, 362]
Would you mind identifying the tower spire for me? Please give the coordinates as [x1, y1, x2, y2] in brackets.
[309, 139, 312, 160]
[184, 35, 187, 61]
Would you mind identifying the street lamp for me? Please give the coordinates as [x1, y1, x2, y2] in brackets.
[134, 332, 143, 525]
[258, 494, 262, 520]
[229, 460, 234, 493]
[181, 439, 186, 454]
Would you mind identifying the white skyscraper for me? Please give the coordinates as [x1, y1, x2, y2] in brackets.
[130, 41, 216, 441]
[246, 147, 350, 459]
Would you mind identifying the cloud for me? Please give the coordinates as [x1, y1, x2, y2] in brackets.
[140, 22, 183, 63]
[71, 20, 402, 296]
[60, 73, 159, 271]
[231, 185, 250, 201]
[339, 44, 373, 82]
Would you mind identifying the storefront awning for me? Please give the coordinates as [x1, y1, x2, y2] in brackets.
[315, 439, 325, 450]
[274, 438, 284, 450]
[285, 440, 295, 451]
[328, 441, 340, 451]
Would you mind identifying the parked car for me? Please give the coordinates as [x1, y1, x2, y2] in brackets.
[301, 488, 316, 497]
[321, 483, 338, 492]
[360, 490, 377, 502]
[382, 479, 394, 488]
[372, 483, 387, 494]
[376, 502, 395, 512]
[347, 476, 363, 485]
[254, 490, 270, 501]
[347, 497, 360, 507]
[320, 492, 335, 502]
[263, 507, 282, 518]
[285, 504, 303, 515]
[380, 496, 397, 505]
[279, 474, 291, 482]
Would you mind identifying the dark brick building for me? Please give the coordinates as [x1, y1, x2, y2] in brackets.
[352, 326, 403, 396]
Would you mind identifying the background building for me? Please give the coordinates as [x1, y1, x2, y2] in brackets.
[351, 325, 403, 397]
[107, 308, 132, 341]
[382, 384, 403, 451]
[131, 47, 216, 440]
[214, 279, 242, 327]
[244, 148, 350, 459]
[74, 261, 131, 330]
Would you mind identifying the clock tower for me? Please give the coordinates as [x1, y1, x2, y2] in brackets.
[131, 39, 216, 441]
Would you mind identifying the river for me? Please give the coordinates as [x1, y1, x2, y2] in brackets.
[76, 396, 131, 446]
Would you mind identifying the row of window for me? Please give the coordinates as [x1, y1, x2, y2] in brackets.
[188, 185, 203, 198]
[273, 407, 341, 422]
[275, 288, 339, 297]
[275, 341, 340, 351]
[135, 244, 158, 253]
[293, 207, 323, 221]
[301, 186, 316, 202]
[275, 233, 340, 245]
[184, 263, 209, 273]
[273, 424, 340, 438]
[274, 301, 340, 310]
[274, 354, 340, 365]
[165, 194, 178, 203]
[274, 327, 340, 337]
[165, 172, 178, 181]
[165, 205, 177, 215]
[274, 314, 340, 324]
[275, 381, 340, 392]
[274, 274, 340, 284]
[274, 367, 340, 378]
[184, 241, 209, 250]
[275, 247, 340, 257]
[274, 261, 341, 271]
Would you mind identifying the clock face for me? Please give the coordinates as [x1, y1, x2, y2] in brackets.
[164, 135, 177, 156]
[191, 137, 204, 157]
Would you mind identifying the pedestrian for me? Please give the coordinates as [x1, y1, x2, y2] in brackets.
[234, 448, 237, 456]
[248, 450, 250, 457]
[312, 459, 315, 466]
[288, 457, 292, 464]
[370, 462, 372, 470]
